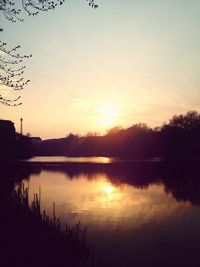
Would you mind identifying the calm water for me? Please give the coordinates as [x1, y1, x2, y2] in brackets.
[19, 157, 200, 267]
[23, 156, 114, 163]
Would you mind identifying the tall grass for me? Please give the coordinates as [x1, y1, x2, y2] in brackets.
[13, 185, 88, 246]
[1, 184, 90, 267]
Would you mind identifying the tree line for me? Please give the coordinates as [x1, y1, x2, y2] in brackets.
[1, 110, 199, 160]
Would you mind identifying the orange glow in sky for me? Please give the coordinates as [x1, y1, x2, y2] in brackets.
[1, 0, 200, 139]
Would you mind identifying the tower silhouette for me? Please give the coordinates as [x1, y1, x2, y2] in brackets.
[20, 118, 23, 135]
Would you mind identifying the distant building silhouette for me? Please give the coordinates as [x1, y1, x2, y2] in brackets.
[20, 118, 23, 135]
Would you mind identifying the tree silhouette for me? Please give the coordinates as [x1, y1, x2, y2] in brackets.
[0, 0, 65, 26]
[0, 41, 32, 106]
[168, 111, 200, 131]
[0, 1, 65, 106]
[0, 0, 98, 106]
[0, 0, 97, 25]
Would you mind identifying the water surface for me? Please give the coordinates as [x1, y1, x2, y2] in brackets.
[18, 159, 200, 267]
[23, 156, 114, 163]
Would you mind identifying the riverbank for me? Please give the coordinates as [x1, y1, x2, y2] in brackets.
[0, 184, 90, 267]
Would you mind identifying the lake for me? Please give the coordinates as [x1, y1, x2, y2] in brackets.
[17, 157, 200, 266]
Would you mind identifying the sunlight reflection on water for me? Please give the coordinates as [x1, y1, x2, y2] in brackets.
[24, 170, 190, 230]
[23, 156, 114, 163]
[20, 164, 200, 267]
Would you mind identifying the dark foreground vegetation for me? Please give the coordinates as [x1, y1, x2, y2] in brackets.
[0, 171, 89, 267]
[1, 110, 200, 160]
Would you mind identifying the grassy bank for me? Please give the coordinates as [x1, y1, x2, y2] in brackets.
[0, 184, 90, 267]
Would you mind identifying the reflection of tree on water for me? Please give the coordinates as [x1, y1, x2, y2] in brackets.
[162, 162, 200, 206]
[15, 160, 200, 206]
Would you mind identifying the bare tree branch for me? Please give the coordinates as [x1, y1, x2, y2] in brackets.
[0, 41, 31, 105]
[0, 0, 98, 106]
[0, 0, 98, 25]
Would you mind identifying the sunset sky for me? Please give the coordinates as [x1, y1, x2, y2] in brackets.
[1, 0, 200, 139]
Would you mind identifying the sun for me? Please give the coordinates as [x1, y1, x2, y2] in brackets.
[96, 104, 119, 128]
[104, 184, 113, 194]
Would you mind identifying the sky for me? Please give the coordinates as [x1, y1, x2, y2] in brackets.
[1, 0, 200, 139]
